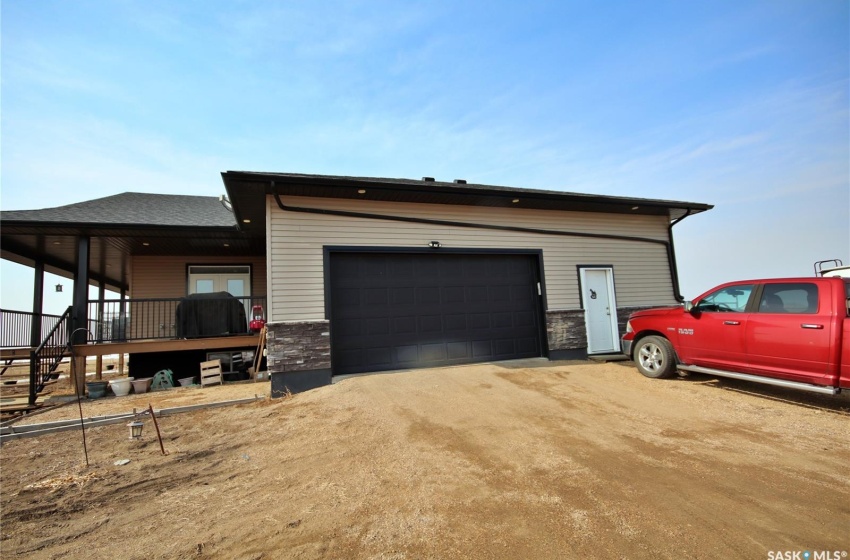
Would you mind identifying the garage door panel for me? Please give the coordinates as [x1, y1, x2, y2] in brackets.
[466, 287, 488, 303]
[329, 252, 543, 375]
[365, 288, 388, 305]
[391, 287, 415, 305]
[396, 345, 419, 363]
[365, 347, 392, 367]
[393, 316, 417, 333]
[363, 259, 387, 277]
[473, 340, 494, 358]
[390, 257, 416, 277]
[494, 339, 517, 356]
[417, 287, 440, 304]
[337, 348, 363, 367]
[489, 286, 511, 302]
[419, 316, 443, 333]
[336, 288, 361, 309]
[492, 312, 513, 328]
[442, 258, 464, 277]
[469, 313, 490, 330]
[417, 259, 440, 277]
[516, 337, 538, 354]
[336, 318, 362, 337]
[366, 318, 389, 335]
[444, 314, 467, 331]
[443, 286, 466, 303]
[447, 341, 470, 359]
[512, 285, 534, 302]
[514, 311, 535, 327]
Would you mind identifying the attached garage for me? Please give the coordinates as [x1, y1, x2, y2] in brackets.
[328, 251, 545, 375]
[220, 171, 713, 395]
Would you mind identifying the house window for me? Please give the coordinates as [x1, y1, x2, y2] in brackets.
[188, 266, 251, 296]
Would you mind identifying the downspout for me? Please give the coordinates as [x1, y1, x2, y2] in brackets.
[667, 209, 693, 302]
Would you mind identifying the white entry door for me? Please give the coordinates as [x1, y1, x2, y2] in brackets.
[579, 267, 620, 354]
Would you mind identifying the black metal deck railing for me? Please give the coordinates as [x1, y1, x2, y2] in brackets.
[87, 295, 267, 343]
[0, 309, 65, 349]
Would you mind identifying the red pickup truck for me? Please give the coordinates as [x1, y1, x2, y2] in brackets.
[621, 277, 850, 395]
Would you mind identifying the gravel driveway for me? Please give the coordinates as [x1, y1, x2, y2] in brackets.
[2, 359, 848, 559]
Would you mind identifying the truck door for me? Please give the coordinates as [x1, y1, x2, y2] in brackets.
[677, 283, 754, 370]
[746, 281, 833, 384]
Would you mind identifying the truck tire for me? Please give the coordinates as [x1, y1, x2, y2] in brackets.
[634, 336, 677, 379]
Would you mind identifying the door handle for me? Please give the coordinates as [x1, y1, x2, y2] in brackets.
[801, 324, 824, 329]
[723, 320, 740, 325]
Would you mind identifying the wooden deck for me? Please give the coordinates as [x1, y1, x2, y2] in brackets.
[1, 334, 262, 416]
[71, 334, 261, 357]
[2, 334, 261, 360]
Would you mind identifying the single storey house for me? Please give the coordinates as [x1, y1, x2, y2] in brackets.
[0, 172, 711, 403]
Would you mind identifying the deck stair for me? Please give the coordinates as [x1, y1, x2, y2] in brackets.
[0, 306, 72, 414]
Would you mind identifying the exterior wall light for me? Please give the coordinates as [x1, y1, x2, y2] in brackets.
[55, 284, 63, 293]
[428, 241, 441, 248]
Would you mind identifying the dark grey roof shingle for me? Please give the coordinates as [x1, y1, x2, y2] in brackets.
[0, 192, 237, 228]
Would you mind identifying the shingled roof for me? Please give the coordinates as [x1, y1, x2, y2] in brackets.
[0, 192, 237, 228]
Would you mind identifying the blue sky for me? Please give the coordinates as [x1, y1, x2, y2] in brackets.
[1, 0, 848, 314]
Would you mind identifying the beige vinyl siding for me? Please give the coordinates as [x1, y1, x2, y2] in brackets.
[130, 255, 267, 299]
[268, 195, 677, 323]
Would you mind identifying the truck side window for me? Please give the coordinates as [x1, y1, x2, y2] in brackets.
[757, 283, 818, 314]
[694, 285, 754, 313]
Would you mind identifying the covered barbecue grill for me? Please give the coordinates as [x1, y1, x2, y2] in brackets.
[175, 292, 248, 338]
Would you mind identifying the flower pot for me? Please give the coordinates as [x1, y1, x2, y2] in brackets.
[130, 378, 153, 394]
[109, 377, 134, 397]
[178, 377, 195, 387]
[86, 381, 109, 399]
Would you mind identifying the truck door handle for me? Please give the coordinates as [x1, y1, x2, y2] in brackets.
[723, 320, 740, 326]
[801, 324, 824, 329]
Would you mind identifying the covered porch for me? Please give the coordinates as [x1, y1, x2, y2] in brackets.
[0, 192, 267, 410]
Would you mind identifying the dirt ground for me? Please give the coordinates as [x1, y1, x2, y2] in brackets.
[1, 359, 849, 559]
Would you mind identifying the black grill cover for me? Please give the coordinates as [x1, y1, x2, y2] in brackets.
[175, 292, 248, 338]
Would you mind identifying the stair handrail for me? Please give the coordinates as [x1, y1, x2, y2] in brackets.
[29, 306, 72, 406]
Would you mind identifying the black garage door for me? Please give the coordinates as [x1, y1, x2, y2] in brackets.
[328, 251, 544, 375]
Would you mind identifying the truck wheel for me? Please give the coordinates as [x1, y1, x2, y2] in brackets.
[634, 336, 677, 379]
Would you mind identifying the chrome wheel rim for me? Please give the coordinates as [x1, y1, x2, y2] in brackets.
[638, 343, 663, 371]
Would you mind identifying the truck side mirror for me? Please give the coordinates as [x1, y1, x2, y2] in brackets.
[683, 301, 695, 313]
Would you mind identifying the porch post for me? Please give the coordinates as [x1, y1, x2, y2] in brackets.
[30, 261, 45, 348]
[71, 236, 90, 394]
[95, 281, 105, 379]
[118, 288, 127, 375]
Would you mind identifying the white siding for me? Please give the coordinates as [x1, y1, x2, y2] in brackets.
[268, 195, 678, 322]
